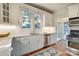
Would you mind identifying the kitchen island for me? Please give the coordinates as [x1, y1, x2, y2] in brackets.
[23, 40, 69, 56]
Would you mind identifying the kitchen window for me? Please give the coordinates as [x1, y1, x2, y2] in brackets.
[22, 9, 31, 28]
[34, 13, 41, 29]
[21, 8, 43, 30]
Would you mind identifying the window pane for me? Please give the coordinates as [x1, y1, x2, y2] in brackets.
[22, 10, 31, 28]
[34, 13, 41, 29]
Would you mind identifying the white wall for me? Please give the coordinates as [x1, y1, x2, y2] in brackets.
[52, 7, 68, 42]
[53, 7, 68, 32]
[44, 12, 53, 27]
[9, 3, 54, 37]
[50, 7, 69, 49]
[10, 3, 53, 27]
[53, 7, 68, 26]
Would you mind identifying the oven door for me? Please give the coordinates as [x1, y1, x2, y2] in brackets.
[68, 40, 79, 50]
[69, 17, 79, 26]
[70, 19, 79, 26]
[68, 41, 79, 50]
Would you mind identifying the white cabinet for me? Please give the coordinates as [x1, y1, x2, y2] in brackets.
[11, 35, 44, 56]
[44, 12, 53, 27]
[0, 46, 11, 56]
[68, 4, 79, 18]
[21, 38, 31, 54]
[48, 34, 57, 45]
[0, 3, 53, 27]
[9, 3, 22, 25]
[29, 35, 44, 51]
[0, 3, 12, 24]
[10, 3, 43, 26]
[10, 3, 44, 34]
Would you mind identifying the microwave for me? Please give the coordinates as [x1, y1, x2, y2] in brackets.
[69, 17, 79, 26]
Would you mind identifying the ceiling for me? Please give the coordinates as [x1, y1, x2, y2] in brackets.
[35, 3, 75, 11]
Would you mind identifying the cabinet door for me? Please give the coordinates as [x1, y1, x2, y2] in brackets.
[0, 47, 11, 56]
[9, 3, 23, 25]
[48, 34, 57, 45]
[36, 35, 44, 48]
[21, 37, 31, 54]
[29, 35, 44, 51]
[29, 36, 40, 52]
[11, 38, 23, 56]
[68, 4, 79, 18]
[20, 36, 41, 53]
[29, 37, 37, 51]
[2, 3, 10, 24]
[0, 3, 10, 24]
[11, 37, 31, 56]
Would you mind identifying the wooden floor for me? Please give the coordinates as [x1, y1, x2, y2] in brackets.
[52, 41, 69, 56]
[23, 40, 70, 56]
